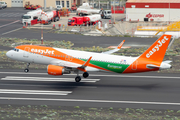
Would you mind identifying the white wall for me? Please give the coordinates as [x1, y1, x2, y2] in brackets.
[126, 8, 180, 21]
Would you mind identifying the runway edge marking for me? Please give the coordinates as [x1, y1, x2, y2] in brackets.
[0, 97, 180, 106]
[0, 72, 180, 79]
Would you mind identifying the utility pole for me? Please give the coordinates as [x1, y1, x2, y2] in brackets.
[114, 0, 115, 23]
[44, 0, 46, 10]
[99, 0, 100, 9]
[41, 23, 43, 44]
[169, 2, 170, 24]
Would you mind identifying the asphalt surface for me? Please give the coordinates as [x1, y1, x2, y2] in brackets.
[1, 28, 158, 48]
[0, 69, 180, 110]
[1, 8, 179, 110]
[0, 7, 157, 48]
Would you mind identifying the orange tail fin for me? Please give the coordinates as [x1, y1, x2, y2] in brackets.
[140, 34, 172, 62]
[123, 34, 172, 73]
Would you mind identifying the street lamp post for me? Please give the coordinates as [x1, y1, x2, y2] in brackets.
[169, 2, 170, 24]
[114, 0, 115, 23]
[41, 23, 43, 44]
[44, 0, 46, 10]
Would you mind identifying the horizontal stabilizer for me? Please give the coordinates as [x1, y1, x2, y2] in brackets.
[163, 60, 172, 64]
[146, 64, 160, 69]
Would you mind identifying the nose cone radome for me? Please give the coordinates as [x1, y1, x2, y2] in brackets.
[6, 51, 11, 58]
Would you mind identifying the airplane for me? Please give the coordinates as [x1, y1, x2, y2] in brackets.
[6, 34, 172, 82]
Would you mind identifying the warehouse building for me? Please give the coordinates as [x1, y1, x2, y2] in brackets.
[126, 0, 180, 22]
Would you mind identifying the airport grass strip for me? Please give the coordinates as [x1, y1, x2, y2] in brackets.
[0, 104, 179, 120]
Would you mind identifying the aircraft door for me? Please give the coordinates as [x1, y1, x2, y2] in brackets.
[23, 47, 30, 58]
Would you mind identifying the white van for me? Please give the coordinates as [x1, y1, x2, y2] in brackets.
[56, 5, 62, 10]
[0, 1, 7, 8]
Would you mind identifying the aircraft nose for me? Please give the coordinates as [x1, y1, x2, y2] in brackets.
[6, 51, 11, 58]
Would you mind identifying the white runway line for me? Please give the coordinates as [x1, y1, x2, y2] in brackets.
[0, 13, 8, 17]
[0, 89, 72, 96]
[0, 20, 20, 28]
[0, 72, 180, 79]
[0, 84, 97, 88]
[0, 13, 23, 17]
[1, 27, 22, 35]
[0, 97, 180, 106]
[1, 76, 100, 83]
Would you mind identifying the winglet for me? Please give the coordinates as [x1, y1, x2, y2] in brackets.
[117, 40, 125, 49]
[82, 56, 92, 68]
[77, 56, 92, 72]
[102, 40, 125, 54]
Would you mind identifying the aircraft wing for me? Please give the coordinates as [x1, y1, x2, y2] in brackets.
[102, 40, 125, 54]
[50, 57, 92, 72]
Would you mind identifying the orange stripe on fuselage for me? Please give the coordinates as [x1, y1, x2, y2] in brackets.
[16, 45, 109, 72]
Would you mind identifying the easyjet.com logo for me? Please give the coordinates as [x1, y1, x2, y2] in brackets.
[146, 36, 169, 58]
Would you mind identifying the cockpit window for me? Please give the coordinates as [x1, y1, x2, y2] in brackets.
[13, 48, 19, 52]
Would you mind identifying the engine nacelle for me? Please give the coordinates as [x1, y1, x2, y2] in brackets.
[47, 65, 65, 76]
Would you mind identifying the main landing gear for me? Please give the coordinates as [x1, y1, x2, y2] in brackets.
[75, 71, 89, 82]
[24, 63, 30, 73]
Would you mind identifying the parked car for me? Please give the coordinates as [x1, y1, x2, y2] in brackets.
[0, 4, 2, 9]
[56, 5, 62, 10]
[0, 1, 7, 8]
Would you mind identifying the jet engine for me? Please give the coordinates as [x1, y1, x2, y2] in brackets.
[47, 65, 65, 76]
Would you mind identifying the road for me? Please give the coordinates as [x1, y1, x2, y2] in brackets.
[0, 8, 29, 37]
[0, 8, 157, 48]
[0, 69, 180, 110]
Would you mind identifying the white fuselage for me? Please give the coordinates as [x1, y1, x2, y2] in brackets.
[6, 47, 137, 72]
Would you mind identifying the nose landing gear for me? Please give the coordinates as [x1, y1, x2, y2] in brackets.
[75, 76, 81, 82]
[24, 63, 30, 73]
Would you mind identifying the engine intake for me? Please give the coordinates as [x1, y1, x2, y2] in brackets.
[47, 65, 66, 76]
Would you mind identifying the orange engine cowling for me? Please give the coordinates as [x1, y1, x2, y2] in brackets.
[47, 65, 65, 76]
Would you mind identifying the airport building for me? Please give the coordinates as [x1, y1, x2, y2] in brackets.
[0, 0, 87, 8]
[126, 0, 180, 21]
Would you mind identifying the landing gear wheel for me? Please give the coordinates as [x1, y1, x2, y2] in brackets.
[24, 69, 29, 73]
[83, 72, 89, 78]
[75, 76, 81, 82]
[24, 63, 30, 73]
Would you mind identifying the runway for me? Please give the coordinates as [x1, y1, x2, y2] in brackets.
[0, 69, 180, 110]
[0, 8, 179, 111]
